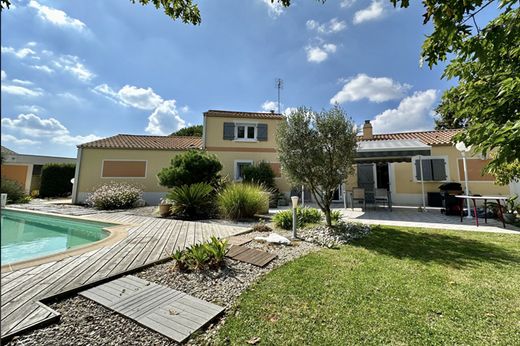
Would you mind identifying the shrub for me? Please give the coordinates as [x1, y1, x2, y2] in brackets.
[218, 183, 269, 220]
[252, 220, 272, 233]
[157, 150, 222, 188]
[331, 210, 343, 223]
[166, 183, 214, 219]
[86, 182, 143, 210]
[171, 236, 229, 271]
[242, 162, 276, 189]
[1, 178, 30, 204]
[39, 163, 76, 198]
[273, 207, 324, 230]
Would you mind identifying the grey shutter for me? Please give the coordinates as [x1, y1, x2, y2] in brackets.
[431, 159, 447, 181]
[223, 122, 235, 140]
[257, 123, 268, 141]
[415, 158, 433, 181]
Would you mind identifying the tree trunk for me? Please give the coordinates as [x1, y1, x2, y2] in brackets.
[324, 205, 332, 227]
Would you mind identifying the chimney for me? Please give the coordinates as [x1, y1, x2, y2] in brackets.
[363, 120, 373, 139]
[270, 110, 275, 114]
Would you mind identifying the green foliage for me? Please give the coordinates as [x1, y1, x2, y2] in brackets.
[170, 125, 203, 137]
[131, 0, 201, 24]
[171, 236, 229, 271]
[1, 178, 30, 204]
[39, 163, 76, 198]
[277, 106, 357, 226]
[330, 209, 342, 223]
[242, 161, 276, 189]
[86, 182, 143, 210]
[491, 159, 520, 185]
[166, 182, 214, 219]
[272, 207, 324, 230]
[157, 150, 222, 188]
[218, 183, 269, 220]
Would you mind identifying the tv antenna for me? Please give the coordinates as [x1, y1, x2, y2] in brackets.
[275, 78, 284, 114]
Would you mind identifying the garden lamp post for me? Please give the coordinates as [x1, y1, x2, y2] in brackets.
[291, 196, 299, 239]
[456, 141, 472, 219]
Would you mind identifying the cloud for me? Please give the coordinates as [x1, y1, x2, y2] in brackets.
[58, 92, 83, 102]
[28, 0, 87, 31]
[261, 0, 284, 17]
[1, 46, 36, 59]
[371, 89, 438, 133]
[1, 85, 43, 97]
[52, 134, 101, 145]
[1, 70, 5, 80]
[353, 0, 385, 24]
[306, 43, 337, 63]
[330, 74, 411, 104]
[12, 79, 34, 86]
[261, 100, 278, 112]
[340, 0, 356, 8]
[1, 134, 40, 146]
[145, 100, 186, 135]
[30, 64, 54, 74]
[283, 107, 297, 116]
[54, 55, 94, 82]
[306, 18, 347, 34]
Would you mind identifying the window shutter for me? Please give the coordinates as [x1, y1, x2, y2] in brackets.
[415, 158, 433, 181]
[223, 122, 235, 140]
[432, 158, 447, 181]
[257, 123, 268, 141]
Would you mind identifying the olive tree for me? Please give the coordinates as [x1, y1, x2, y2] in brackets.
[277, 106, 357, 227]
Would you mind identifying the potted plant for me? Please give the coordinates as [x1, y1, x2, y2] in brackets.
[159, 198, 173, 217]
[489, 195, 519, 224]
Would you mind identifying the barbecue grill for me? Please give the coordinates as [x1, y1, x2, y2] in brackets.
[439, 182, 463, 215]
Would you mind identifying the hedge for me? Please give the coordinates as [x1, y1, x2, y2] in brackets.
[39, 163, 76, 197]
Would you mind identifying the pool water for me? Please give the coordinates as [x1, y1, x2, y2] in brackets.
[1, 209, 113, 265]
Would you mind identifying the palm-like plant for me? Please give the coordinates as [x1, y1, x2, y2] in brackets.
[167, 182, 214, 219]
[204, 236, 228, 269]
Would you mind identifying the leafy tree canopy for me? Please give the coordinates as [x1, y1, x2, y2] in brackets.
[157, 150, 222, 188]
[277, 105, 357, 226]
[170, 125, 203, 137]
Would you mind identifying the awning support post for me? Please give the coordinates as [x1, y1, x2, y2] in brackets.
[419, 155, 426, 212]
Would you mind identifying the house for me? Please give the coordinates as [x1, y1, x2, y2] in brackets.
[72, 110, 514, 206]
[1, 146, 76, 194]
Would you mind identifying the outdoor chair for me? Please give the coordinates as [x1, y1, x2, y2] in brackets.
[375, 188, 391, 211]
[351, 188, 366, 211]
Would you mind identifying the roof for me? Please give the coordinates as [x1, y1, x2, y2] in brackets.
[358, 129, 461, 146]
[78, 134, 203, 150]
[1, 146, 17, 155]
[357, 139, 431, 152]
[204, 109, 284, 120]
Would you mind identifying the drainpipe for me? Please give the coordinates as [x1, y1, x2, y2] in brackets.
[71, 147, 82, 204]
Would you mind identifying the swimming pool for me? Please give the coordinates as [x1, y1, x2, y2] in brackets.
[1, 209, 114, 265]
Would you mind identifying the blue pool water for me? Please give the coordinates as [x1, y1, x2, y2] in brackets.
[1, 209, 113, 265]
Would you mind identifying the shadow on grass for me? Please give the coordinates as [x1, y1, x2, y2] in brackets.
[351, 227, 520, 269]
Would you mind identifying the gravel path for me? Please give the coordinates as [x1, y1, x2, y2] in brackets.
[7, 230, 319, 346]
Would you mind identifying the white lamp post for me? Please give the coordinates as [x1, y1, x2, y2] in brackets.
[456, 142, 472, 219]
[291, 196, 299, 239]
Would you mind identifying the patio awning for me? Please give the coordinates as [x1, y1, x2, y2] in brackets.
[355, 139, 431, 163]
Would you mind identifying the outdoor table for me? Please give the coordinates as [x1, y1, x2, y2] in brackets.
[455, 195, 508, 228]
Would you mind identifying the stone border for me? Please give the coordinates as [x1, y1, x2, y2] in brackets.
[1, 207, 132, 273]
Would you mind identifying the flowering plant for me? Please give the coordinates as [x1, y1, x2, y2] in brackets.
[86, 182, 143, 210]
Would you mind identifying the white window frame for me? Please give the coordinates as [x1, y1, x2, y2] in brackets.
[101, 159, 148, 179]
[411, 155, 450, 182]
[234, 160, 254, 181]
[234, 122, 258, 142]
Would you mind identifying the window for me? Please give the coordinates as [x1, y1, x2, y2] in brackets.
[102, 160, 147, 178]
[234, 160, 253, 180]
[235, 124, 256, 140]
[414, 157, 448, 181]
[32, 165, 43, 176]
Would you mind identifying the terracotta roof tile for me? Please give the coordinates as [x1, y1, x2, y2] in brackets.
[204, 109, 284, 120]
[78, 134, 203, 150]
[357, 129, 461, 146]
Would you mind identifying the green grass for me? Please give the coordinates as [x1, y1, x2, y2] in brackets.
[216, 227, 520, 345]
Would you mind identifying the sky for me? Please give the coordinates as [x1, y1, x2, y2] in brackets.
[1, 0, 499, 157]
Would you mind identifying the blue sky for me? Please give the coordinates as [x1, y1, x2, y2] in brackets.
[1, 0, 498, 157]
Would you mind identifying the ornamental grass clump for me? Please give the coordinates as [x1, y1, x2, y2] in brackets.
[171, 236, 228, 271]
[166, 182, 214, 219]
[217, 183, 269, 220]
[273, 207, 324, 230]
[86, 182, 143, 210]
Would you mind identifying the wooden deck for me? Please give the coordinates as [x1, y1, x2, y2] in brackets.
[0, 212, 248, 340]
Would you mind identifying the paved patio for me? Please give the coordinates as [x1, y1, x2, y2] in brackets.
[0, 210, 249, 341]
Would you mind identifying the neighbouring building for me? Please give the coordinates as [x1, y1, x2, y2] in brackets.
[72, 110, 516, 206]
[1, 146, 76, 194]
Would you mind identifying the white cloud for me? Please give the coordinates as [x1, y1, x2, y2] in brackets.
[1, 113, 67, 136]
[371, 89, 438, 133]
[118, 85, 163, 110]
[58, 92, 83, 102]
[283, 107, 297, 116]
[340, 0, 356, 8]
[353, 0, 385, 24]
[28, 0, 87, 31]
[145, 100, 186, 135]
[261, 0, 284, 17]
[261, 100, 278, 112]
[12, 79, 34, 86]
[27, 42, 37, 47]
[1, 84, 43, 97]
[1, 46, 36, 59]
[30, 64, 54, 74]
[1, 134, 40, 146]
[306, 18, 346, 34]
[330, 74, 411, 104]
[54, 55, 94, 82]
[1, 70, 5, 81]
[306, 43, 337, 63]
[52, 134, 101, 145]
[181, 105, 190, 113]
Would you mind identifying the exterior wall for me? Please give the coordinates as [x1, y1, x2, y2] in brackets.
[204, 115, 293, 194]
[75, 148, 184, 204]
[1, 164, 31, 192]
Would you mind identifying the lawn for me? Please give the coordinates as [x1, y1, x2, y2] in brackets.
[216, 226, 520, 345]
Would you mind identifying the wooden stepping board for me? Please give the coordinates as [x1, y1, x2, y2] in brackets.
[226, 235, 253, 246]
[226, 245, 277, 267]
[79, 275, 223, 343]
